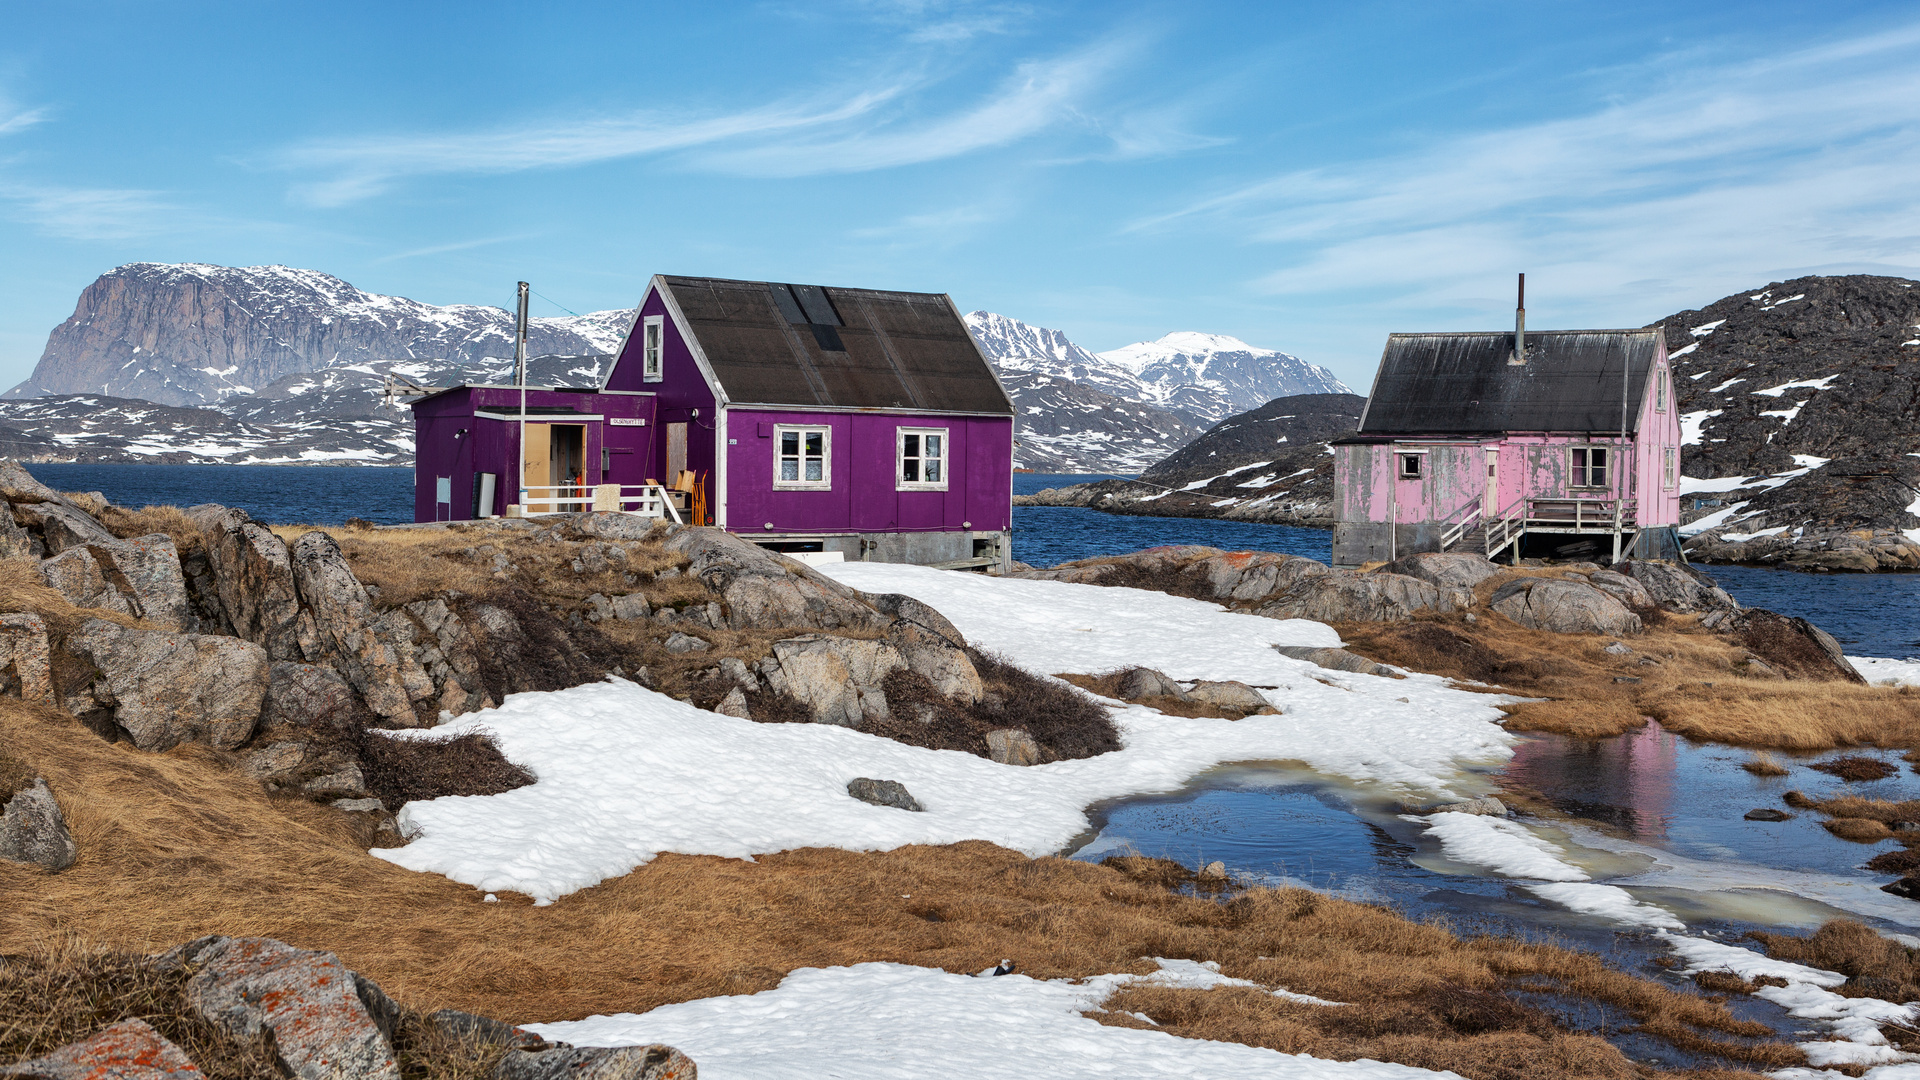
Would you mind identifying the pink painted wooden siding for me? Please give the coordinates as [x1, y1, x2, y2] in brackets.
[1333, 342, 1680, 528]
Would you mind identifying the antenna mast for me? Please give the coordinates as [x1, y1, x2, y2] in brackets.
[1511, 273, 1527, 365]
[516, 282, 529, 514]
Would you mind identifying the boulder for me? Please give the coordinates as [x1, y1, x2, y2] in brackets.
[1185, 680, 1277, 714]
[1734, 609, 1865, 683]
[1255, 571, 1465, 623]
[664, 527, 886, 632]
[14, 500, 117, 555]
[496, 1044, 696, 1080]
[847, 777, 924, 812]
[561, 512, 673, 542]
[1745, 808, 1793, 822]
[714, 686, 752, 718]
[664, 631, 710, 654]
[985, 728, 1042, 766]
[1271, 645, 1397, 677]
[1191, 550, 1331, 602]
[290, 531, 434, 724]
[766, 635, 903, 726]
[401, 599, 493, 719]
[1013, 545, 1226, 587]
[0, 613, 54, 705]
[0, 507, 30, 559]
[161, 936, 401, 1080]
[67, 619, 269, 751]
[1489, 578, 1642, 636]
[1111, 666, 1190, 701]
[190, 506, 317, 660]
[38, 547, 136, 616]
[100, 534, 194, 631]
[0, 778, 77, 871]
[1616, 559, 1739, 616]
[41, 536, 193, 630]
[1587, 569, 1654, 610]
[0, 1019, 203, 1080]
[866, 592, 967, 648]
[884, 618, 982, 704]
[1380, 552, 1501, 590]
[0, 459, 68, 505]
[1427, 797, 1507, 817]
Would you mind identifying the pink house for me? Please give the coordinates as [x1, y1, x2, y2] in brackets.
[1330, 326, 1681, 567]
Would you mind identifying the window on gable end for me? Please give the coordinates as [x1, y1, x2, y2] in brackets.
[642, 315, 665, 382]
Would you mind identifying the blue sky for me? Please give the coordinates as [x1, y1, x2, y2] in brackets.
[4, 1, 1919, 392]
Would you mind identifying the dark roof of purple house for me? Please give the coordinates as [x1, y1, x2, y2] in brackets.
[659, 276, 1014, 415]
[1352, 328, 1663, 437]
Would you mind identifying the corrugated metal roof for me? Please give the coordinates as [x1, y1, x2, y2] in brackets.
[1357, 329, 1661, 435]
[662, 276, 1013, 415]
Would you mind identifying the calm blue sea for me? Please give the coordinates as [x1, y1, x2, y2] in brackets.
[24, 464, 1917, 658]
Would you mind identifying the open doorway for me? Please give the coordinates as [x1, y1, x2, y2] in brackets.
[521, 424, 588, 511]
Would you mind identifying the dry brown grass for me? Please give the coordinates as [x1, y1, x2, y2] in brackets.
[100, 505, 203, 556]
[1750, 920, 1920, 1002]
[0, 938, 507, 1080]
[1810, 756, 1900, 782]
[1741, 753, 1790, 777]
[1823, 817, 1896, 843]
[0, 698, 1785, 1077]
[1337, 614, 1920, 751]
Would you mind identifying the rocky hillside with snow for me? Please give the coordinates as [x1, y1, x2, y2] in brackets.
[1015, 394, 1364, 526]
[9, 263, 632, 407]
[962, 311, 1345, 472]
[1662, 274, 1920, 570]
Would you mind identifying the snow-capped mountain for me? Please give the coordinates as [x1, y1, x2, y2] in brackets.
[9, 263, 633, 407]
[1097, 332, 1353, 422]
[962, 312, 1340, 471]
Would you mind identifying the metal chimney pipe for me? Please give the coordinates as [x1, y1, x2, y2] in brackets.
[1511, 273, 1527, 365]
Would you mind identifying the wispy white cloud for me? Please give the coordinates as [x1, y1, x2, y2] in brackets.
[1137, 21, 1920, 322]
[0, 183, 176, 240]
[0, 104, 46, 138]
[372, 233, 542, 263]
[274, 30, 1171, 203]
[277, 90, 904, 207]
[692, 35, 1137, 177]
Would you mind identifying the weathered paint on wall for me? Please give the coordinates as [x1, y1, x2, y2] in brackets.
[722, 409, 1013, 536]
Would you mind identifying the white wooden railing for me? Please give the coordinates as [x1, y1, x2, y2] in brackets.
[518, 484, 684, 523]
[1436, 499, 1485, 552]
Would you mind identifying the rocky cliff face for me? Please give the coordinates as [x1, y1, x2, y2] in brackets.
[1658, 275, 1920, 570]
[11, 263, 633, 407]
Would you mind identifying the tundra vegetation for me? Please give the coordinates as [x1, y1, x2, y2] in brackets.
[3, 475, 1916, 1078]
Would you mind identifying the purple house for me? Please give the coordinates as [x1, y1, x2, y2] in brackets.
[1330, 324, 1681, 567]
[412, 275, 1016, 570]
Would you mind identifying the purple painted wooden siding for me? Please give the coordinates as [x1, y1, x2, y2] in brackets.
[1334, 344, 1681, 528]
[721, 409, 1012, 534]
[412, 386, 656, 521]
[605, 285, 717, 506]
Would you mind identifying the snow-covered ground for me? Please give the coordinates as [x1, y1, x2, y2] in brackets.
[365, 563, 1920, 1073]
[377, 568, 1514, 902]
[523, 961, 1439, 1080]
[1853, 657, 1920, 688]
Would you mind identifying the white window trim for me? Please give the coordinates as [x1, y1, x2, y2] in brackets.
[1397, 452, 1423, 480]
[1569, 445, 1612, 489]
[1656, 368, 1668, 412]
[641, 315, 665, 383]
[1663, 446, 1678, 490]
[772, 424, 832, 490]
[896, 426, 950, 491]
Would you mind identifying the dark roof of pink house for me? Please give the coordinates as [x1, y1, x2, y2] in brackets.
[661, 276, 1014, 415]
[1356, 328, 1663, 436]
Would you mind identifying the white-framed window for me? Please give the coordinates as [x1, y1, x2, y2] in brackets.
[1569, 445, 1611, 488]
[773, 425, 831, 489]
[1397, 453, 1422, 480]
[897, 427, 949, 490]
[1664, 446, 1678, 489]
[641, 315, 665, 382]
[1656, 369, 1668, 412]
